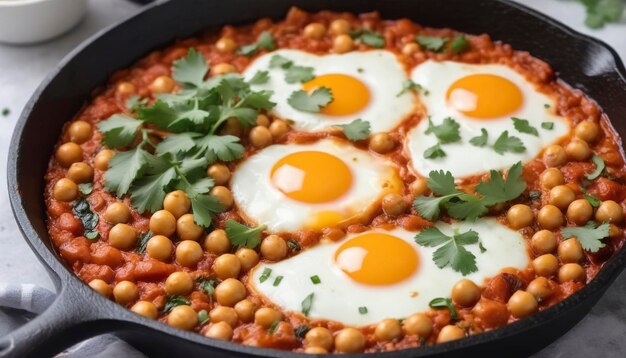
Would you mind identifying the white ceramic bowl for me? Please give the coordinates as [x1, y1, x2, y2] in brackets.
[0, 0, 88, 44]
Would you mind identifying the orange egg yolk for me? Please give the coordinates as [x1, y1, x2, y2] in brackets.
[302, 74, 370, 116]
[334, 233, 418, 285]
[446, 73, 523, 119]
[270, 151, 353, 204]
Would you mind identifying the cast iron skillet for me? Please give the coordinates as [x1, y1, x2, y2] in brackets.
[3, 0, 626, 357]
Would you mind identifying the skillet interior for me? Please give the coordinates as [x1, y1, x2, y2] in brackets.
[6, 0, 626, 357]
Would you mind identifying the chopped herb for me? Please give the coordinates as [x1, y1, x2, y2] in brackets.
[249, 70, 270, 85]
[78, 183, 94, 196]
[349, 29, 385, 48]
[198, 310, 209, 325]
[469, 128, 489, 147]
[358, 306, 368, 314]
[310, 275, 321, 285]
[541, 122, 554, 130]
[529, 191, 542, 200]
[423, 143, 447, 159]
[287, 239, 301, 252]
[163, 295, 190, 313]
[493, 130, 526, 155]
[337, 118, 371, 141]
[198, 277, 217, 295]
[479, 241, 487, 253]
[294, 325, 310, 339]
[287, 87, 333, 112]
[425, 117, 461, 144]
[450, 35, 469, 54]
[584, 193, 601, 207]
[397, 80, 424, 97]
[585, 155, 605, 180]
[357, 68, 364, 73]
[225, 219, 265, 249]
[72, 199, 99, 238]
[84, 231, 99, 240]
[1, 108, 10, 117]
[416, 35, 447, 52]
[561, 222, 610, 252]
[415, 227, 479, 275]
[136, 231, 153, 254]
[544, 103, 551, 109]
[512, 117, 539, 136]
[259, 268, 272, 283]
[301, 293, 314, 316]
[237, 31, 276, 56]
[273, 276, 284, 286]
[268, 320, 280, 334]
[428, 297, 458, 321]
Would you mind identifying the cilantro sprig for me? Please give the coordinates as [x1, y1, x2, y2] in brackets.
[349, 29, 385, 48]
[416, 227, 480, 275]
[337, 119, 371, 141]
[237, 31, 276, 56]
[561, 222, 610, 252]
[288, 87, 333, 112]
[225, 219, 266, 249]
[416, 35, 470, 54]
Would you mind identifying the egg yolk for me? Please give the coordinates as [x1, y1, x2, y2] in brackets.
[270, 151, 353, 204]
[446, 73, 523, 119]
[302, 74, 370, 116]
[334, 233, 418, 285]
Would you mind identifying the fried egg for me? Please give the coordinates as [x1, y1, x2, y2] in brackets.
[243, 49, 415, 132]
[230, 138, 402, 232]
[249, 218, 529, 326]
[407, 60, 570, 177]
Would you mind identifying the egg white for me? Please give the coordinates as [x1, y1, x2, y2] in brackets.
[243, 49, 415, 132]
[230, 138, 401, 232]
[407, 60, 570, 178]
[249, 218, 529, 326]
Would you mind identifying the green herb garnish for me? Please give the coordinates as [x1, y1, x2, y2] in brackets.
[584, 193, 601, 207]
[541, 122, 554, 130]
[273, 276, 284, 286]
[425, 117, 461, 144]
[469, 128, 489, 147]
[493, 130, 526, 155]
[301, 293, 314, 316]
[259, 268, 272, 283]
[225, 219, 265, 249]
[237, 31, 276, 56]
[310, 275, 321, 285]
[78, 183, 94, 196]
[198, 277, 217, 295]
[338, 118, 371, 141]
[585, 155, 605, 180]
[198, 309, 209, 324]
[288, 87, 333, 112]
[512, 117, 539, 136]
[136, 231, 153, 254]
[268, 320, 280, 334]
[450, 35, 469, 54]
[358, 306, 368, 314]
[428, 297, 458, 320]
[350, 29, 385, 48]
[397, 80, 425, 97]
[72, 199, 99, 239]
[561, 222, 610, 252]
[163, 295, 190, 313]
[415, 227, 479, 275]
[287, 239, 301, 252]
[423, 143, 447, 159]
[416, 35, 447, 52]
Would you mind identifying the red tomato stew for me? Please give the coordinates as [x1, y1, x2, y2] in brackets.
[44, 8, 626, 354]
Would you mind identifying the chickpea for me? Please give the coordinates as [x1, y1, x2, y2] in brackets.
[205, 321, 233, 340]
[215, 37, 236, 53]
[176, 240, 203, 267]
[532, 254, 559, 277]
[329, 19, 350, 35]
[609, 224, 622, 238]
[55, 142, 83, 167]
[567, 199, 593, 225]
[303, 23, 326, 39]
[531, 230, 557, 254]
[67, 162, 94, 184]
[540, 168, 564, 190]
[165, 271, 193, 295]
[94, 149, 115, 170]
[113, 281, 139, 305]
[574, 121, 600, 143]
[209, 306, 238, 327]
[215, 278, 247, 306]
[558, 263, 586, 283]
[549, 185, 575, 211]
[507, 204, 534, 229]
[88, 279, 111, 297]
[131, 301, 158, 319]
[221, 117, 243, 137]
[207, 164, 231, 187]
[212, 63, 236, 76]
[249, 125, 273, 148]
[146, 235, 173, 261]
[543, 145, 567, 167]
[149, 75, 175, 94]
[167, 305, 198, 330]
[104, 202, 131, 224]
[177, 213, 203, 241]
[369, 132, 395, 154]
[235, 248, 259, 272]
[334, 328, 365, 353]
[537, 205, 564, 230]
[565, 140, 591, 161]
[163, 190, 191, 219]
[558, 239, 584, 263]
[213, 254, 242, 279]
[375, 319, 403, 342]
[254, 307, 282, 328]
[304, 347, 328, 354]
[260, 235, 288, 261]
[382, 193, 408, 217]
[210, 186, 234, 210]
[436, 325, 465, 343]
[526, 277, 553, 301]
[305, 327, 333, 350]
[333, 34, 354, 54]
[269, 119, 289, 139]
[234, 299, 257, 323]
[204, 230, 231, 255]
[451, 279, 481, 307]
[53, 178, 78, 202]
[108, 224, 137, 249]
[403, 313, 432, 337]
[149, 210, 177, 236]
[116, 81, 136, 95]
[402, 42, 420, 56]
[595, 200, 624, 224]
[68, 120, 93, 144]
[507, 290, 538, 318]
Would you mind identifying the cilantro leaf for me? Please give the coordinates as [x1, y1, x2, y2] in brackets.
[130, 165, 177, 213]
[163, 295, 190, 313]
[350, 29, 385, 48]
[172, 48, 209, 88]
[541, 122, 554, 130]
[285, 65, 315, 84]
[137, 100, 177, 130]
[493, 130, 526, 155]
[561, 222, 610, 252]
[97, 115, 142, 148]
[423, 143, 446, 159]
[156, 133, 197, 155]
[416, 35, 447, 52]
[413, 196, 448, 221]
[104, 147, 151, 196]
[288, 87, 333, 112]
[512, 117, 539, 136]
[450, 35, 469, 54]
[475, 161, 526, 206]
[269, 54, 293, 69]
[237, 31, 276, 56]
[190, 194, 224, 227]
[397, 80, 424, 97]
[415, 227, 479, 275]
[195, 134, 245, 163]
[225, 219, 266, 249]
[426, 170, 459, 196]
[445, 194, 488, 221]
[584, 193, 601, 207]
[429, 297, 458, 321]
[469, 128, 489, 147]
[249, 70, 270, 85]
[425, 117, 461, 144]
[125, 95, 148, 112]
[585, 154, 605, 180]
[338, 119, 370, 141]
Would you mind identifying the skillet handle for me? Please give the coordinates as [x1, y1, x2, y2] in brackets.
[0, 284, 108, 357]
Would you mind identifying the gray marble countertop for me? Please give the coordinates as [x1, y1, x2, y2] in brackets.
[0, 0, 624, 357]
